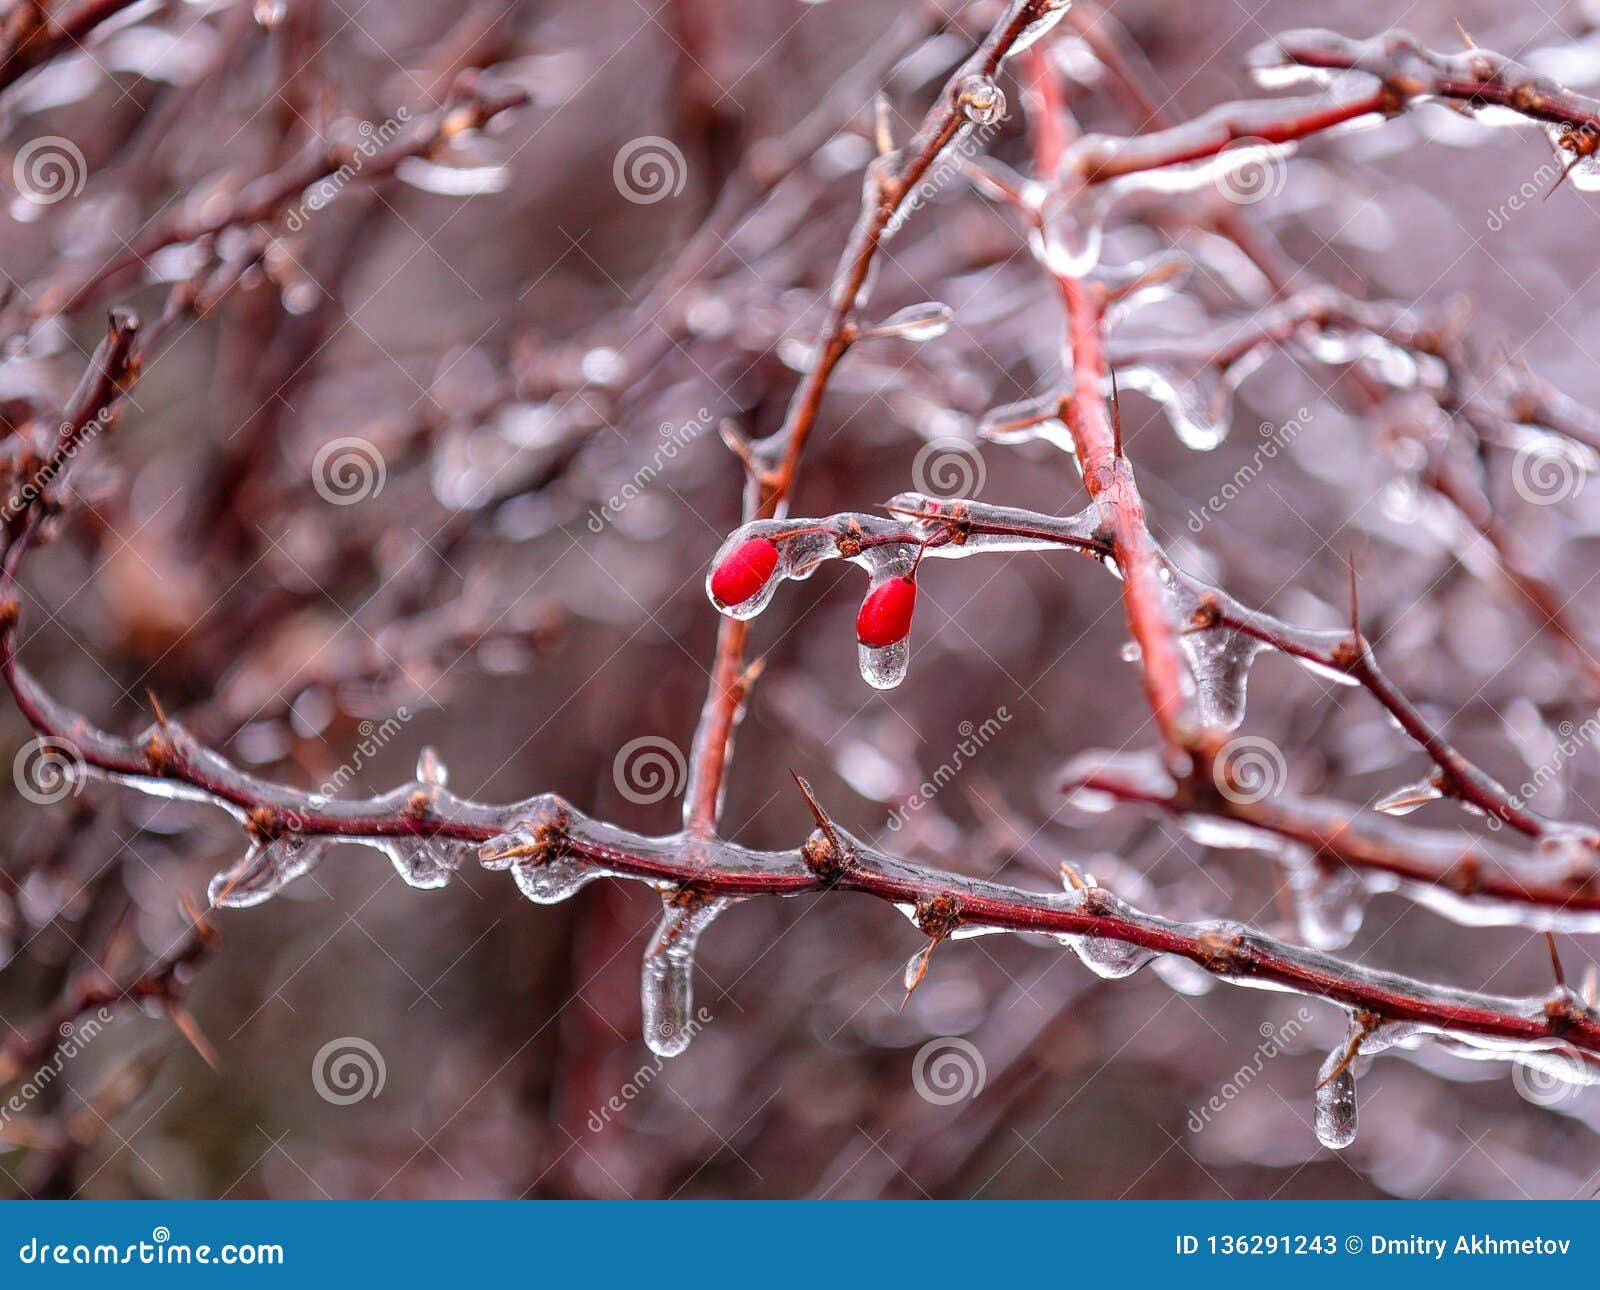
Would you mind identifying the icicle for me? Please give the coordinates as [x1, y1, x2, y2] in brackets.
[208, 834, 326, 909]
[859, 636, 911, 691]
[1373, 777, 1442, 816]
[479, 824, 617, 905]
[1284, 855, 1368, 950]
[1032, 186, 1107, 278]
[1118, 362, 1230, 450]
[1073, 935, 1158, 979]
[1054, 883, 1160, 979]
[1313, 1023, 1361, 1150]
[860, 301, 954, 342]
[379, 837, 462, 890]
[1152, 954, 1216, 996]
[514, 854, 614, 903]
[641, 895, 731, 1057]
[1179, 626, 1264, 730]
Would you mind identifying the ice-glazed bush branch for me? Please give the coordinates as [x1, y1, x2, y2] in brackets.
[10, 3, 1600, 1170]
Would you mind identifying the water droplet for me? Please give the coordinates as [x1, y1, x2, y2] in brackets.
[1314, 1035, 1359, 1149]
[859, 637, 910, 690]
[1073, 935, 1157, 979]
[380, 836, 462, 890]
[955, 75, 1006, 125]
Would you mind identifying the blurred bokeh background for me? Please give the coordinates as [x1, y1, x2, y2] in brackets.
[3, 0, 1600, 1198]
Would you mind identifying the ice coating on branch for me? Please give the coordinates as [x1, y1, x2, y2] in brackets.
[861, 301, 955, 342]
[1097, 251, 1192, 330]
[978, 391, 1077, 454]
[478, 820, 622, 904]
[209, 833, 327, 909]
[642, 894, 732, 1057]
[1293, 655, 1360, 688]
[1373, 777, 1443, 816]
[706, 499, 1101, 688]
[1051, 881, 1160, 979]
[1314, 1028, 1360, 1149]
[1118, 346, 1266, 450]
[1298, 326, 1418, 388]
[1008, 0, 1073, 57]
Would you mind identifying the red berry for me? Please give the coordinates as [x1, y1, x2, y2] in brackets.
[710, 538, 780, 606]
[857, 576, 917, 647]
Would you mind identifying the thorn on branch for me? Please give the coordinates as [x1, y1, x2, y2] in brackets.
[792, 772, 852, 882]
